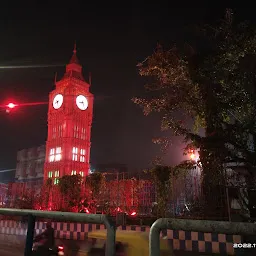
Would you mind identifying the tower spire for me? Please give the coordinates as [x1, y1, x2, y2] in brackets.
[69, 42, 80, 65]
[73, 41, 77, 54]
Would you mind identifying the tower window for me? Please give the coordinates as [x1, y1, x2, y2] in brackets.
[55, 170, 60, 177]
[52, 127, 57, 138]
[49, 149, 55, 162]
[71, 170, 77, 175]
[72, 147, 78, 161]
[74, 126, 79, 138]
[49, 147, 62, 162]
[80, 149, 86, 162]
[48, 171, 53, 178]
[54, 178, 59, 184]
[79, 171, 84, 177]
[55, 147, 62, 161]
[58, 125, 63, 137]
[81, 128, 86, 140]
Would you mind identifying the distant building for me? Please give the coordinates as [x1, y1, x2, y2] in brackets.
[15, 145, 45, 188]
[0, 183, 8, 205]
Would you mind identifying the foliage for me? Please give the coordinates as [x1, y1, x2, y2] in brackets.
[58, 175, 83, 211]
[133, 9, 256, 218]
[146, 165, 168, 217]
[86, 172, 105, 198]
[85, 172, 106, 212]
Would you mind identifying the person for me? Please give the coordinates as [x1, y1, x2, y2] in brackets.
[35, 221, 55, 251]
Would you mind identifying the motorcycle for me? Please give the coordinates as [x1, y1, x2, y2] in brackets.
[32, 238, 64, 256]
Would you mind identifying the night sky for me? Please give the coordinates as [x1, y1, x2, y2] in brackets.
[0, 5, 253, 179]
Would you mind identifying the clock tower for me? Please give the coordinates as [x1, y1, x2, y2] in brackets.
[44, 45, 93, 183]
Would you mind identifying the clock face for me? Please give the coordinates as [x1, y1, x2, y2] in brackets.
[76, 95, 88, 110]
[53, 94, 63, 109]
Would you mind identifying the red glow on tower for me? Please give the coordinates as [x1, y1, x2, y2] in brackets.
[44, 45, 94, 181]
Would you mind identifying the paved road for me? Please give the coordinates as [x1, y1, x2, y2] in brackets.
[0, 239, 221, 256]
[0, 243, 23, 256]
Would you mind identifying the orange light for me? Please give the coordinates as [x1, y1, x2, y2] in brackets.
[190, 153, 195, 160]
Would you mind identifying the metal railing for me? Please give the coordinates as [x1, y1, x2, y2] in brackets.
[149, 218, 256, 256]
[0, 208, 116, 256]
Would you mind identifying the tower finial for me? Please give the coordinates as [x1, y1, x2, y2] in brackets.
[54, 72, 57, 84]
[73, 41, 77, 54]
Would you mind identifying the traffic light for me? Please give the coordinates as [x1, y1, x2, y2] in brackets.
[7, 103, 16, 109]
[6, 102, 17, 113]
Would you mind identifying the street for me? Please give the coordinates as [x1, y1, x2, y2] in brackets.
[0, 243, 23, 256]
[0, 238, 221, 256]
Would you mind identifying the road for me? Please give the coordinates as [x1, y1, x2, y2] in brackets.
[0, 239, 221, 256]
[0, 243, 23, 256]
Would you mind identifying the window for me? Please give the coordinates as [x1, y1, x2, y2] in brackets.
[49, 147, 62, 162]
[71, 170, 76, 175]
[55, 147, 62, 161]
[74, 125, 79, 138]
[79, 171, 84, 177]
[53, 125, 63, 139]
[48, 171, 53, 178]
[52, 127, 57, 138]
[54, 178, 59, 184]
[72, 147, 78, 161]
[58, 125, 63, 137]
[55, 170, 60, 177]
[49, 148, 55, 162]
[80, 149, 86, 162]
[81, 128, 86, 140]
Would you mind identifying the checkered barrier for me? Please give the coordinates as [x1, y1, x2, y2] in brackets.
[0, 220, 241, 255]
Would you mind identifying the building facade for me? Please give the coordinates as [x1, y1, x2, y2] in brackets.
[15, 145, 45, 184]
[44, 46, 94, 182]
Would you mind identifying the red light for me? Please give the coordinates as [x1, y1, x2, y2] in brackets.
[7, 103, 16, 109]
[130, 211, 137, 216]
[58, 246, 64, 251]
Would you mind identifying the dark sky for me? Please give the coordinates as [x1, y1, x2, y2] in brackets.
[0, 5, 253, 176]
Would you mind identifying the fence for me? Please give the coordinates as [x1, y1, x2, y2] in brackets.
[149, 218, 256, 256]
[3, 169, 202, 216]
[0, 208, 116, 256]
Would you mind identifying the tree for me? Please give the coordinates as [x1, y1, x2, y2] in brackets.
[58, 175, 83, 212]
[147, 165, 171, 217]
[85, 172, 106, 212]
[148, 162, 194, 217]
[133, 9, 256, 219]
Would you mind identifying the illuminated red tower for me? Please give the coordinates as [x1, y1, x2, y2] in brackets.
[44, 45, 93, 183]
